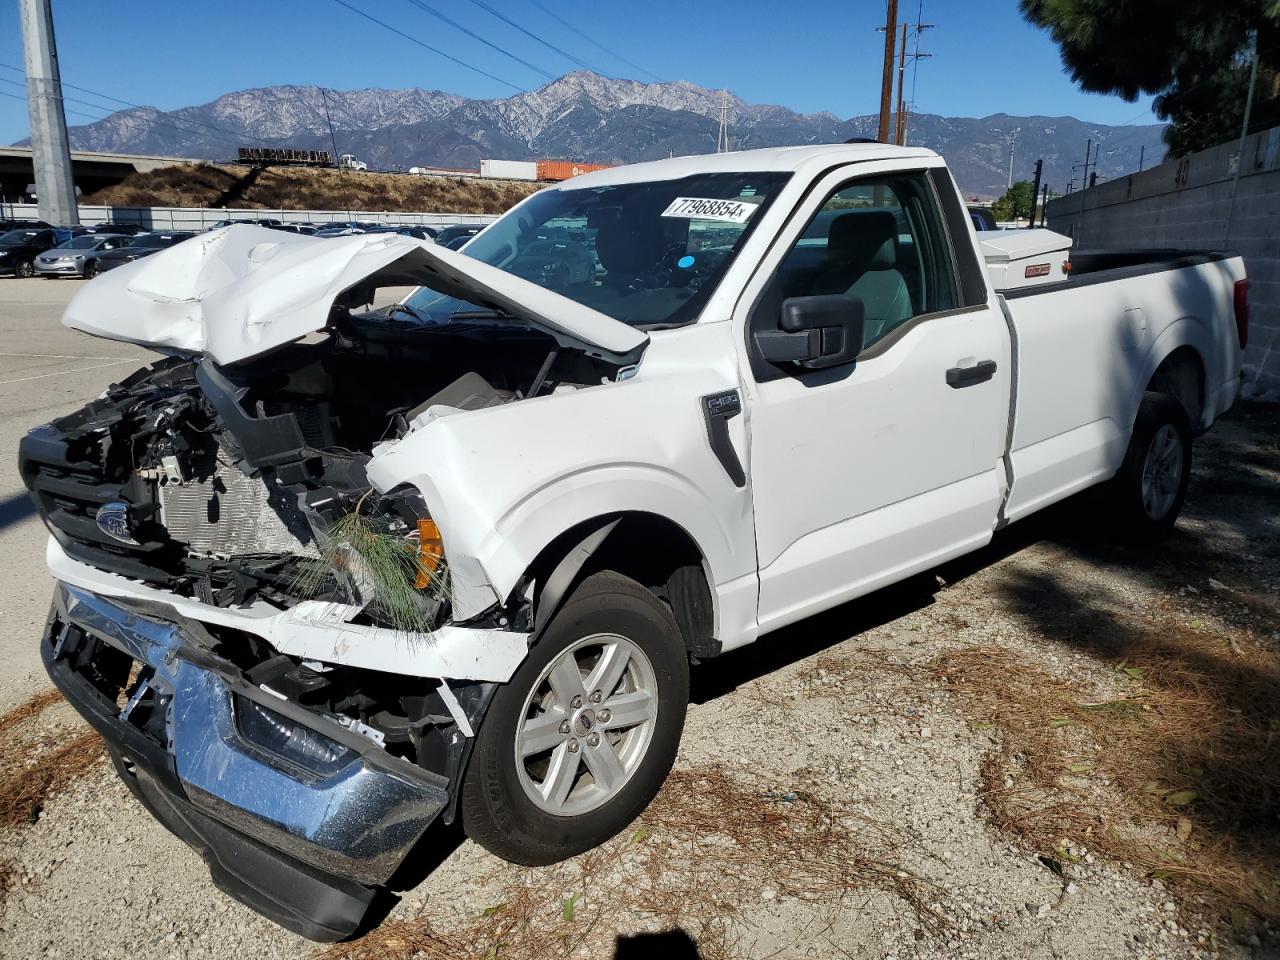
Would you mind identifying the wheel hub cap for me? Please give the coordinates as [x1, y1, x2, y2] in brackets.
[1140, 423, 1183, 520]
[514, 633, 659, 816]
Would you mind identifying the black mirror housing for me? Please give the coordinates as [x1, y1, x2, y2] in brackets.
[756, 295, 866, 370]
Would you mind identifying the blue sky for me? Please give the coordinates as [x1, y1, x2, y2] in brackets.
[0, 0, 1158, 145]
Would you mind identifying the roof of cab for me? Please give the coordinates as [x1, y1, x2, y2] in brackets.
[555, 143, 940, 189]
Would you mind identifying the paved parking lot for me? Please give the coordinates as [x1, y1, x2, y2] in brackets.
[0, 276, 1275, 959]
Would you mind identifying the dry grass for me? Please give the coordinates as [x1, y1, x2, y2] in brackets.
[932, 605, 1280, 930]
[0, 690, 105, 829]
[82, 163, 544, 214]
[319, 765, 945, 960]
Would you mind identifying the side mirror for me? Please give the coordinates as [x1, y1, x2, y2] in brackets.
[755, 295, 866, 370]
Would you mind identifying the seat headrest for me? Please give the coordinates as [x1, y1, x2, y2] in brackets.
[594, 213, 663, 280]
[826, 211, 899, 271]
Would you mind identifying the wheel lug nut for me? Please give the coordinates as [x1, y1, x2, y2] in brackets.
[559, 719, 571, 735]
[570, 695, 583, 709]
[597, 709, 611, 723]
[589, 690, 602, 703]
[567, 738, 579, 753]
[586, 733, 600, 747]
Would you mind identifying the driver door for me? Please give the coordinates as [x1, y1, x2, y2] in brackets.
[737, 162, 1011, 634]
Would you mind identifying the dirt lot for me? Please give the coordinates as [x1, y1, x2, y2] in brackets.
[0, 277, 1276, 959]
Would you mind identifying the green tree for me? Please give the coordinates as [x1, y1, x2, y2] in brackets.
[992, 180, 1035, 222]
[1020, 1, 1280, 156]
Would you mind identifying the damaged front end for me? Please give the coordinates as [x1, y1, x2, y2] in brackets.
[21, 227, 648, 939]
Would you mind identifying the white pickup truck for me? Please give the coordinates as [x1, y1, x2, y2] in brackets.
[21, 143, 1247, 940]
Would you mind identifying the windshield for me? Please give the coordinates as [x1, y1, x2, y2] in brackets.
[60, 236, 103, 250]
[403, 171, 791, 328]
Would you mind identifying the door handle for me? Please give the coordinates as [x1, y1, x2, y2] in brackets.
[946, 360, 997, 388]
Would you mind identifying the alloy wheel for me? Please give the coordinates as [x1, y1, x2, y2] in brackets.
[514, 633, 658, 816]
[1140, 423, 1183, 520]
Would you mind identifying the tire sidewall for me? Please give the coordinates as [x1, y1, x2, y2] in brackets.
[83, 260, 98, 278]
[16, 259, 33, 278]
[463, 572, 688, 864]
[1117, 392, 1192, 532]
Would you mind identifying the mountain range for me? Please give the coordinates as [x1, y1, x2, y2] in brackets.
[26, 71, 1167, 199]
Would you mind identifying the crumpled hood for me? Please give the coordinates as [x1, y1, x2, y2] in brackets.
[63, 225, 649, 365]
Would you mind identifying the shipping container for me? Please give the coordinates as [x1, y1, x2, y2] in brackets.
[479, 159, 539, 181]
[536, 161, 611, 182]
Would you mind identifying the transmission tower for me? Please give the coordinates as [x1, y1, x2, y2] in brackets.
[716, 93, 731, 153]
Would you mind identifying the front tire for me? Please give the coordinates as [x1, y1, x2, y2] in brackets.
[15, 258, 33, 278]
[83, 260, 99, 278]
[461, 571, 688, 865]
[1108, 391, 1192, 536]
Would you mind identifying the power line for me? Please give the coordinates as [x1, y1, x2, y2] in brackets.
[402, 0, 557, 81]
[330, 0, 524, 91]
[466, 0, 606, 75]
[0, 86, 105, 125]
[523, 0, 663, 82]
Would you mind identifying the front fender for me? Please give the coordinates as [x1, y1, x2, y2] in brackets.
[482, 463, 753, 603]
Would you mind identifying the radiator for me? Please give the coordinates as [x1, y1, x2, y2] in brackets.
[159, 458, 317, 557]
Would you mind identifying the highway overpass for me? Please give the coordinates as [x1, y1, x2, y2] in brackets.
[0, 146, 198, 204]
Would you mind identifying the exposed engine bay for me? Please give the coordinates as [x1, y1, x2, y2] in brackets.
[21, 305, 621, 625]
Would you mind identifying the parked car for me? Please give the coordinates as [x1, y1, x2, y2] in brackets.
[21, 143, 1247, 941]
[0, 218, 53, 233]
[0, 228, 60, 277]
[393, 225, 436, 240]
[94, 232, 188, 273]
[82, 222, 150, 236]
[314, 220, 390, 238]
[34, 234, 133, 278]
[433, 223, 483, 249]
[52, 226, 93, 244]
[208, 218, 284, 231]
[967, 206, 1000, 232]
[268, 223, 318, 235]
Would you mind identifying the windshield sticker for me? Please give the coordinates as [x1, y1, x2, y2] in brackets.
[661, 197, 758, 224]
[677, 255, 695, 269]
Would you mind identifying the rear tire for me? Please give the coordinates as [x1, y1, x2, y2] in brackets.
[461, 571, 688, 865]
[1107, 391, 1192, 537]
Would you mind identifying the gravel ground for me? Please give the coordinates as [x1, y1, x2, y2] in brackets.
[0, 278, 1276, 959]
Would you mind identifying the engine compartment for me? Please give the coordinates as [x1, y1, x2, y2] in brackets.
[21, 305, 622, 625]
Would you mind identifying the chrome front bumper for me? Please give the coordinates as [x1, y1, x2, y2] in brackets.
[43, 582, 450, 936]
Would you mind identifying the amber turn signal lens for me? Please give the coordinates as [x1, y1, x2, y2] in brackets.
[414, 518, 444, 589]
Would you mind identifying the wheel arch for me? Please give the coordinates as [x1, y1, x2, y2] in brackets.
[517, 512, 720, 661]
[1145, 344, 1205, 432]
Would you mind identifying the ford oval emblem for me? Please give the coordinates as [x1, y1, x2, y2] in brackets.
[95, 502, 137, 544]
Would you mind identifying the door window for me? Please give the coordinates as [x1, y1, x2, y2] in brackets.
[771, 174, 958, 352]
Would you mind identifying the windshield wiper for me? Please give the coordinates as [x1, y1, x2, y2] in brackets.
[386, 302, 428, 322]
[449, 308, 516, 320]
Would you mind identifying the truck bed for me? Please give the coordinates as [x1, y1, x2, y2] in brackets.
[997, 250, 1245, 523]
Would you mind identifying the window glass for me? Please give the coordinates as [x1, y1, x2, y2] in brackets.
[403, 171, 791, 329]
[773, 174, 958, 350]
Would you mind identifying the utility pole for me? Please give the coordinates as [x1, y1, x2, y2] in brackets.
[1039, 183, 1049, 227]
[716, 93, 730, 153]
[1028, 158, 1043, 225]
[877, 0, 899, 143]
[894, 23, 908, 145]
[1138, 144, 1144, 172]
[20, 0, 78, 225]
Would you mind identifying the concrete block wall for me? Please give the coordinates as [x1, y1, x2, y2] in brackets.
[1046, 125, 1280, 397]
